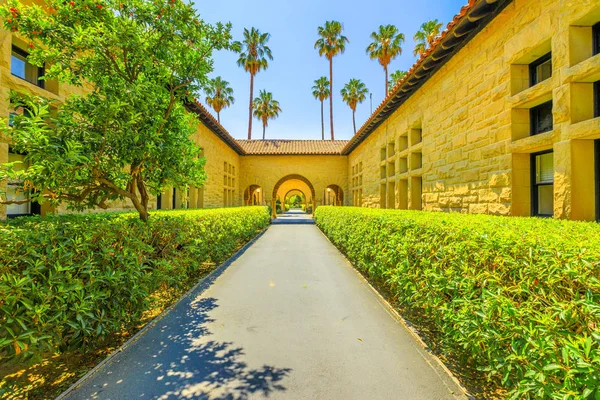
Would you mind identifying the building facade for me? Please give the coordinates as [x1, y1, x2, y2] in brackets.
[1, 0, 600, 221]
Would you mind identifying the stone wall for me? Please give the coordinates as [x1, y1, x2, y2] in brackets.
[347, 0, 600, 221]
[238, 155, 348, 208]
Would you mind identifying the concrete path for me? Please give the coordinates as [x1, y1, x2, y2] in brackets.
[63, 210, 466, 400]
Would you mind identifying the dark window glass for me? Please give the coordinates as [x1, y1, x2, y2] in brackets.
[530, 53, 552, 87]
[157, 194, 162, 210]
[596, 140, 600, 222]
[6, 150, 40, 217]
[530, 101, 553, 135]
[595, 81, 600, 118]
[593, 22, 600, 56]
[531, 151, 554, 217]
[10, 46, 44, 88]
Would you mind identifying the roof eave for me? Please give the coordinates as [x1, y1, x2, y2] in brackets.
[342, 0, 513, 155]
[184, 100, 246, 155]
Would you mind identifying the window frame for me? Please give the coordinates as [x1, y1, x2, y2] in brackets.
[5, 149, 41, 218]
[529, 52, 552, 87]
[530, 101, 553, 135]
[593, 22, 600, 56]
[594, 81, 600, 119]
[596, 140, 600, 222]
[531, 150, 554, 218]
[11, 45, 45, 89]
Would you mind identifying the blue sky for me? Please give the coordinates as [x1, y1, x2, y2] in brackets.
[195, 0, 467, 141]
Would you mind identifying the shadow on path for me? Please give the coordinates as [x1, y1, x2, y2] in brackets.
[147, 297, 292, 400]
[65, 232, 291, 400]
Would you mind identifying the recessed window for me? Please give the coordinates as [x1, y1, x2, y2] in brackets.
[11, 46, 44, 88]
[596, 140, 600, 221]
[593, 22, 600, 56]
[595, 81, 600, 118]
[6, 151, 40, 217]
[529, 53, 552, 87]
[530, 101, 553, 135]
[531, 151, 554, 217]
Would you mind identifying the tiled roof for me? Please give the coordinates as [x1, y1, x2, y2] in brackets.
[236, 140, 349, 155]
[184, 100, 246, 155]
[342, 0, 512, 155]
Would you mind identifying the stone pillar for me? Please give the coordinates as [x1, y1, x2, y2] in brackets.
[553, 140, 571, 220]
[189, 185, 198, 209]
[271, 198, 276, 218]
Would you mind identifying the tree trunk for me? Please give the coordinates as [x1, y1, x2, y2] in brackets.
[320, 99, 324, 140]
[262, 123, 266, 140]
[384, 64, 388, 96]
[352, 109, 356, 135]
[329, 58, 334, 141]
[217, 111, 220, 124]
[248, 74, 254, 140]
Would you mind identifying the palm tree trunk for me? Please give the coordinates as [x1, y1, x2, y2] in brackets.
[320, 99, 324, 140]
[248, 74, 254, 140]
[263, 123, 266, 140]
[352, 109, 356, 135]
[217, 111, 220, 124]
[384, 64, 388, 96]
[329, 58, 334, 141]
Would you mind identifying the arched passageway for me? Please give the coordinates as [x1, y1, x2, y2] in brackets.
[272, 174, 316, 218]
[324, 184, 344, 206]
[243, 185, 264, 206]
[284, 189, 306, 212]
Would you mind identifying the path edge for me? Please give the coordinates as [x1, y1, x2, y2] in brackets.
[314, 224, 474, 400]
[55, 226, 269, 400]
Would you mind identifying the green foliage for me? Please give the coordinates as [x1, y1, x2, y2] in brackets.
[0, 0, 236, 220]
[315, 207, 600, 399]
[0, 206, 270, 359]
[252, 90, 281, 140]
[413, 19, 443, 56]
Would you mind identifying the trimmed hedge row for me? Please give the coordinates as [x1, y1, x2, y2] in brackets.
[314, 207, 600, 399]
[0, 206, 270, 359]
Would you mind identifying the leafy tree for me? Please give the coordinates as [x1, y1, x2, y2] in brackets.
[311, 76, 330, 140]
[314, 21, 348, 141]
[252, 90, 281, 140]
[413, 19, 443, 57]
[235, 27, 273, 140]
[366, 24, 405, 95]
[340, 79, 368, 135]
[205, 76, 234, 123]
[0, 0, 235, 221]
[389, 70, 407, 92]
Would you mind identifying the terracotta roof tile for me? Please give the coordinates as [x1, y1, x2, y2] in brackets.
[236, 140, 349, 155]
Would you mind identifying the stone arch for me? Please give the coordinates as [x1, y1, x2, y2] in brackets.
[324, 184, 344, 206]
[271, 174, 316, 218]
[272, 174, 316, 200]
[243, 184, 263, 206]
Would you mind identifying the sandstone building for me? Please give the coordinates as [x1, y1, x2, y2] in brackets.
[1, 0, 600, 221]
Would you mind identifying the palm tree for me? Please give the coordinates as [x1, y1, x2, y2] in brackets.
[388, 70, 407, 92]
[413, 19, 443, 57]
[236, 27, 273, 140]
[340, 79, 368, 135]
[204, 77, 234, 124]
[252, 90, 282, 140]
[311, 76, 330, 140]
[366, 25, 405, 95]
[314, 21, 349, 141]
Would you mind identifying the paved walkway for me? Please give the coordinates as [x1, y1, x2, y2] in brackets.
[64, 211, 466, 400]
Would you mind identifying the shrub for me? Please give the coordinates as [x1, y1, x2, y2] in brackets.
[0, 206, 270, 360]
[314, 207, 600, 399]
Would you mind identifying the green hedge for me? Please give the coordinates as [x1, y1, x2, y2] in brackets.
[314, 207, 600, 399]
[0, 206, 270, 359]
